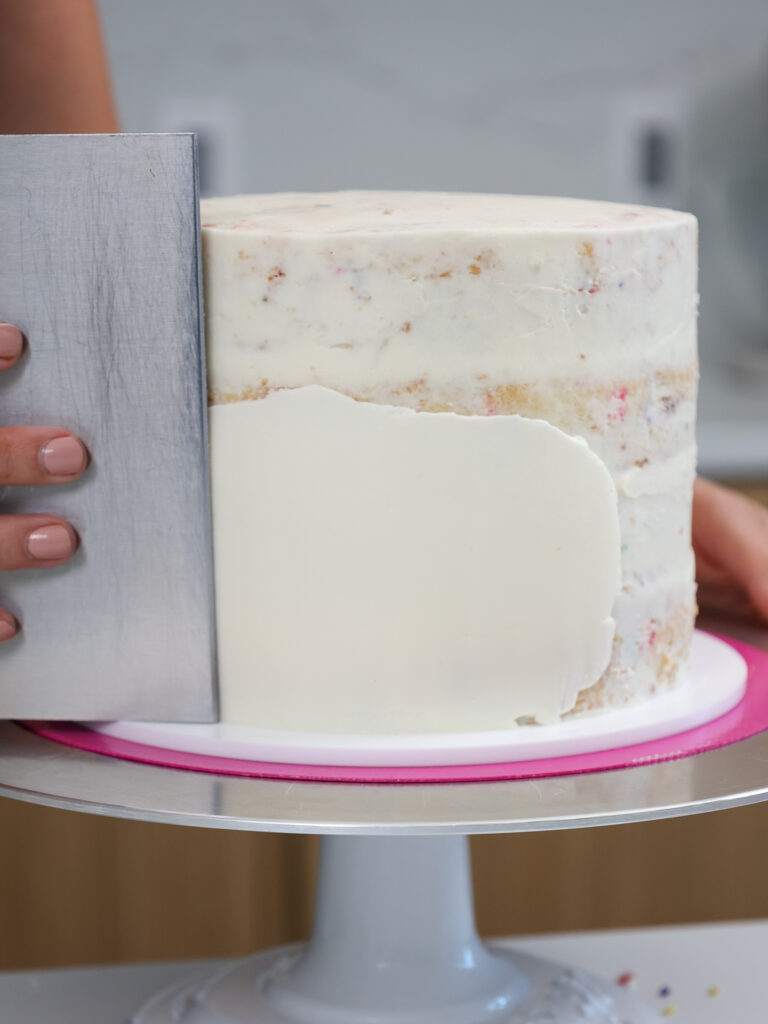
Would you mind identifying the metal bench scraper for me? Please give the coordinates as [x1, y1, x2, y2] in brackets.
[0, 133, 217, 721]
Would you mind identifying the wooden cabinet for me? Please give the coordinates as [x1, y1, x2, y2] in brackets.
[3, 799, 768, 970]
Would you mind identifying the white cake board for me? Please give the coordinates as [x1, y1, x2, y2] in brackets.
[93, 631, 745, 766]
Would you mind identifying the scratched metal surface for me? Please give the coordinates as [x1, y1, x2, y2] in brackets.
[0, 134, 216, 721]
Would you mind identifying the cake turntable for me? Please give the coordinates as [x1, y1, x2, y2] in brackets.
[1, 619, 767, 1023]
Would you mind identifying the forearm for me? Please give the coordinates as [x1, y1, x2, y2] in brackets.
[0, 0, 119, 133]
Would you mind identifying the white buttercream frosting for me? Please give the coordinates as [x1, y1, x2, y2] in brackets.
[201, 190, 699, 729]
[202, 191, 697, 404]
[210, 387, 622, 732]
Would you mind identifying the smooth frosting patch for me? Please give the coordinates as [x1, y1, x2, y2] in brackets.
[210, 386, 622, 733]
[211, 385, 626, 729]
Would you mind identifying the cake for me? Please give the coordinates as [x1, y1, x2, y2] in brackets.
[201, 192, 698, 734]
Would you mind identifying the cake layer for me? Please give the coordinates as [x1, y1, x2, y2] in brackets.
[202, 192, 696, 404]
[201, 192, 698, 730]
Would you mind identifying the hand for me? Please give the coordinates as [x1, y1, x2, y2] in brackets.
[693, 477, 768, 623]
[0, 323, 88, 644]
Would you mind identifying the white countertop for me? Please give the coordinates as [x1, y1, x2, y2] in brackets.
[0, 919, 759, 1021]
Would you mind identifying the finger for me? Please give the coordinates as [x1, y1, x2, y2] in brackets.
[0, 323, 24, 369]
[693, 541, 730, 584]
[0, 427, 89, 486]
[0, 515, 78, 571]
[693, 478, 768, 620]
[0, 609, 17, 644]
[697, 580, 761, 621]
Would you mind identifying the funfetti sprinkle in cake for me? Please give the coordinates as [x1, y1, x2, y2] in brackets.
[201, 192, 698, 734]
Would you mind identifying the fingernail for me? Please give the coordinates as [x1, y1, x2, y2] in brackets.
[0, 323, 23, 361]
[0, 615, 16, 644]
[40, 436, 87, 477]
[26, 524, 76, 561]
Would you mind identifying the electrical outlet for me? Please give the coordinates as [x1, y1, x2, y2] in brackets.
[158, 97, 241, 197]
[611, 91, 689, 208]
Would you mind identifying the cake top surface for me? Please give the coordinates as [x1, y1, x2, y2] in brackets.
[200, 191, 695, 236]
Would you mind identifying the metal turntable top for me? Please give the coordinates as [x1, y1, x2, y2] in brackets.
[0, 615, 766, 836]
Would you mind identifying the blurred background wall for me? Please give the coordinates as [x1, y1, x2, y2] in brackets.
[100, 0, 768, 477]
[102, 0, 762, 203]
[3, 0, 768, 971]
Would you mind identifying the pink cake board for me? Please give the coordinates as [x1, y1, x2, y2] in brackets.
[20, 633, 768, 785]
